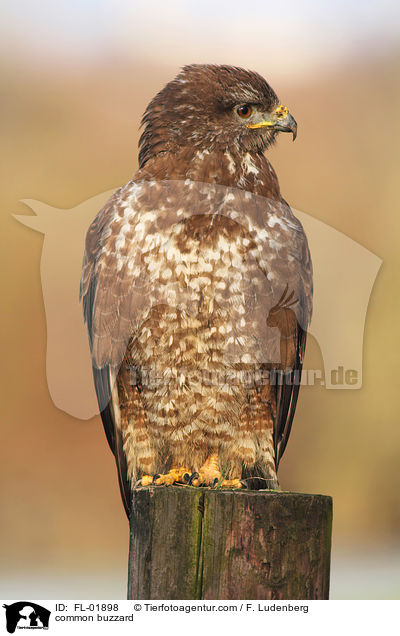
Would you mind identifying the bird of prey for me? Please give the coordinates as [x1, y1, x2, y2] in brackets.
[80, 64, 312, 517]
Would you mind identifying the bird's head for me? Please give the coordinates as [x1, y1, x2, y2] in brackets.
[139, 64, 297, 167]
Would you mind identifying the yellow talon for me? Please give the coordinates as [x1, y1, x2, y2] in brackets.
[139, 463, 242, 489]
[198, 453, 221, 485]
[141, 467, 190, 487]
[189, 455, 243, 488]
[220, 479, 243, 489]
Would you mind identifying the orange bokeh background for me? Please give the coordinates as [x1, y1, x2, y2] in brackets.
[1, 1, 399, 599]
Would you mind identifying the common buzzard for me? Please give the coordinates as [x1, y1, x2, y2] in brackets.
[81, 65, 313, 516]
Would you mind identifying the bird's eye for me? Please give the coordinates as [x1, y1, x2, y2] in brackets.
[236, 105, 253, 119]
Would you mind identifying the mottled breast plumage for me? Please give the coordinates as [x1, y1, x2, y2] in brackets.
[81, 64, 313, 516]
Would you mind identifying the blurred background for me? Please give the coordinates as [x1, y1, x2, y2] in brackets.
[1, 0, 400, 600]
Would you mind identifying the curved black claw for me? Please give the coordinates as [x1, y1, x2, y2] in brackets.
[183, 473, 191, 483]
[187, 472, 199, 486]
[240, 479, 249, 489]
[212, 477, 220, 488]
[152, 474, 161, 484]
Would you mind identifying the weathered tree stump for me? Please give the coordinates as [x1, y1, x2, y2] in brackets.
[128, 488, 332, 600]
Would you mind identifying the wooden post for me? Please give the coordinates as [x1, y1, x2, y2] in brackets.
[128, 488, 332, 600]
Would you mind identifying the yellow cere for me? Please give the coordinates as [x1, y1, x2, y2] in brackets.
[275, 104, 289, 118]
[246, 104, 289, 129]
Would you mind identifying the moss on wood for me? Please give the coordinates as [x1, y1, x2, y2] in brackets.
[128, 488, 332, 600]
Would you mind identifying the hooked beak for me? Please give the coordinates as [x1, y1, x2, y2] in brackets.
[246, 104, 297, 141]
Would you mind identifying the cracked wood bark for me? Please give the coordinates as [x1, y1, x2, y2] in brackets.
[128, 488, 332, 600]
